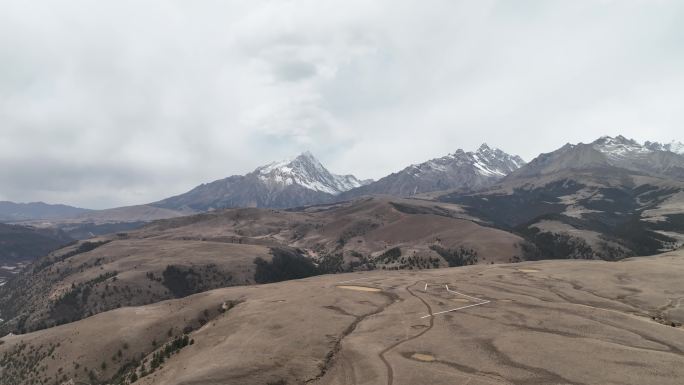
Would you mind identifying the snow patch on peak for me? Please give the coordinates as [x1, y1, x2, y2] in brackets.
[645, 140, 684, 155]
[406, 144, 525, 178]
[595, 135, 638, 146]
[254, 152, 364, 195]
[474, 143, 526, 176]
[665, 141, 684, 155]
[592, 135, 650, 159]
[594, 136, 684, 159]
[477, 143, 493, 153]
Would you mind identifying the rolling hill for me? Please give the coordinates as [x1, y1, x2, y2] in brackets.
[1, 249, 683, 385]
[0, 196, 529, 335]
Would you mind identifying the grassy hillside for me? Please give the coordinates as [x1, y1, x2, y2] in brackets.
[1, 250, 683, 385]
[0, 197, 529, 335]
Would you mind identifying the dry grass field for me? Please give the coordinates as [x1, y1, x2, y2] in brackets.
[2, 249, 683, 385]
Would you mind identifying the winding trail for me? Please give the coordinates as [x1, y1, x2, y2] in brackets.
[378, 282, 435, 385]
[307, 290, 398, 384]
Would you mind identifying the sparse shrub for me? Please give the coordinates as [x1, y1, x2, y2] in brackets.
[162, 265, 201, 298]
[318, 254, 345, 273]
[376, 247, 401, 264]
[429, 245, 478, 267]
[253, 248, 319, 284]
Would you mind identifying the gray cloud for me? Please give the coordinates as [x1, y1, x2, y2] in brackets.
[273, 61, 318, 82]
[1, 0, 683, 208]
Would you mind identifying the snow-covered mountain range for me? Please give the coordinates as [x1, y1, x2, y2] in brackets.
[338, 144, 526, 199]
[594, 135, 684, 159]
[507, 135, 684, 181]
[154, 145, 525, 210]
[406, 144, 525, 179]
[12, 135, 682, 217]
[441, 135, 684, 260]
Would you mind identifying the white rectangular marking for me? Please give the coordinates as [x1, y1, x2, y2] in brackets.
[445, 285, 486, 302]
[420, 301, 490, 319]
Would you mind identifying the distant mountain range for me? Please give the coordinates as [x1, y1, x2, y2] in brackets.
[146, 137, 684, 215]
[441, 135, 684, 259]
[509, 135, 684, 181]
[339, 144, 525, 199]
[7, 137, 682, 222]
[153, 144, 525, 211]
[0, 201, 90, 222]
[1, 136, 683, 258]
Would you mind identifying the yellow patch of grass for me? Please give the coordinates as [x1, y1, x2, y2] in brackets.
[411, 353, 435, 362]
[336, 285, 381, 292]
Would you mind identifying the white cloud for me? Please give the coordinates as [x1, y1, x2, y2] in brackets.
[1, 0, 683, 208]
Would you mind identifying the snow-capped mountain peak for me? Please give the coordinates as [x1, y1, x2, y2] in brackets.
[405, 144, 525, 179]
[255, 151, 365, 195]
[473, 143, 526, 173]
[592, 135, 650, 158]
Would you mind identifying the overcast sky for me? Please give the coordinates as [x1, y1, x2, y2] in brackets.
[1, 0, 683, 209]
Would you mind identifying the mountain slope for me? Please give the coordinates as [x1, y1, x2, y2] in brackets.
[154, 152, 367, 210]
[0, 201, 91, 222]
[0, 224, 74, 288]
[339, 144, 525, 199]
[0, 196, 529, 334]
[0, 224, 73, 265]
[440, 136, 684, 260]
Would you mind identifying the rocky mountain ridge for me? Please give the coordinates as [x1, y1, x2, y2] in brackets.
[153, 152, 367, 211]
[338, 143, 525, 199]
[253, 151, 368, 195]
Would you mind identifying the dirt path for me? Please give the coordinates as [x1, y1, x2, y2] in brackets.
[308, 290, 399, 384]
[378, 282, 435, 385]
